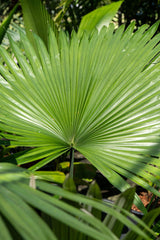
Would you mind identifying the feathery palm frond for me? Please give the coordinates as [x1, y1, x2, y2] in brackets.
[0, 22, 160, 197]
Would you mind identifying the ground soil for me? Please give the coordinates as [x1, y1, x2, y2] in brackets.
[132, 188, 160, 212]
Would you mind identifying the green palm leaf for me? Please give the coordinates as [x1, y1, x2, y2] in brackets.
[1, 22, 160, 198]
[20, 0, 57, 51]
[78, 0, 123, 36]
[0, 163, 157, 240]
[0, 3, 19, 44]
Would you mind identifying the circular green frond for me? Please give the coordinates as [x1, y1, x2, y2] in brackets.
[0, 22, 160, 193]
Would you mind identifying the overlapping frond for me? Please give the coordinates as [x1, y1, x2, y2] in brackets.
[0, 22, 160, 194]
[0, 163, 157, 240]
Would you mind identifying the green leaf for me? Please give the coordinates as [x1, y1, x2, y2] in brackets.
[0, 162, 29, 183]
[0, 163, 113, 240]
[63, 174, 77, 192]
[20, 0, 57, 51]
[0, 3, 19, 44]
[78, 1, 123, 36]
[103, 188, 135, 238]
[0, 215, 12, 240]
[34, 170, 65, 183]
[1, 21, 160, 206]
[85, 181, 102, 220]
[74, 162, 97, 180]
[36, 180, 154, 239]
[151, 219, 160, 239]
[0, 186, 57, 240]
[7, 184, 118, 240]
[0, 163, 155, 240]
[86, 181, 102, 200]
[123, 208, 160, 240]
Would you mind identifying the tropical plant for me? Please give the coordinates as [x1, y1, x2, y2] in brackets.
[0, 162, 159, 240]
[1, 1, 160, 239]
[0, 2, 19, 44]
[20, 0, 123, 50]
[1, 17, 160, 211]
[40, 0, 122, 33]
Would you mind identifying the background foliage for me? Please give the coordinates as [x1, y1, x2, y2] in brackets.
[1, 0, 160, 239]
[0, 0, 160, 32]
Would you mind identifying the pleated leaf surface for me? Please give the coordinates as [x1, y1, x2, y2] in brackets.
[0, 22, 160, 195]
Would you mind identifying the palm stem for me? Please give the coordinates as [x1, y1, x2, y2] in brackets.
[70, 148, 74, 179]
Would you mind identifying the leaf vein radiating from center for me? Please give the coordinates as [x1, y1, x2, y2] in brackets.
[1, 22, 160, 193]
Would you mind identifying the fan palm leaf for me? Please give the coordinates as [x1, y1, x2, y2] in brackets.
[0, 22, 160, 196]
